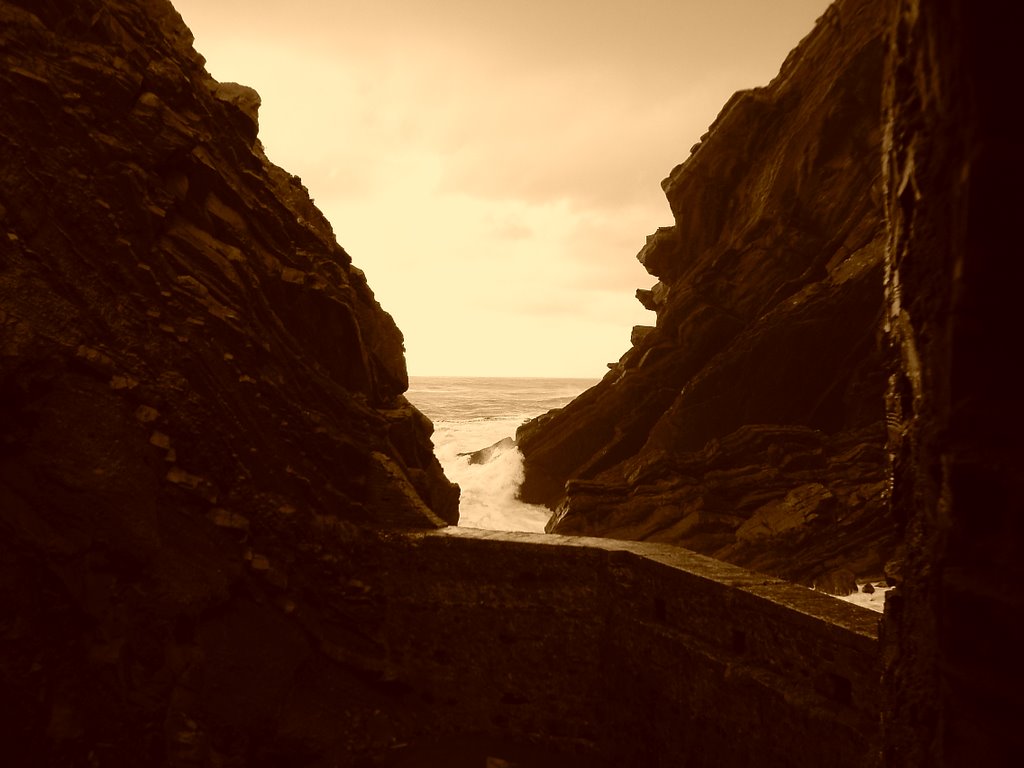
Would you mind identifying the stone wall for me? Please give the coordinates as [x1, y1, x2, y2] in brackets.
[372, 528, 880, 767]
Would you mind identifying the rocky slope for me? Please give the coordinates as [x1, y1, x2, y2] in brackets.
[0, 0, 457, 762]
[517, 0, 897, 590]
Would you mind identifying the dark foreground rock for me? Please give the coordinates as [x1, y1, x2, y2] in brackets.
[0, 0, 457, 762]
[517, 0, 897, 589]
[879, 0, 1024, 764]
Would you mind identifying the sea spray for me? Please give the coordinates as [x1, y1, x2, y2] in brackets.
[434, 422, 548, 531]
[407, 377, 597, 532]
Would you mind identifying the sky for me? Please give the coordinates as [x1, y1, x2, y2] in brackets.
[172, 0, 832, 378]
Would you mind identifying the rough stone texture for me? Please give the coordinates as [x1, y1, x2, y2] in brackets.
[517, 0, 897, 590]
[376, 528, 880, 768]
[879, 0, 1024, 765]
[0, 0, 458, 763]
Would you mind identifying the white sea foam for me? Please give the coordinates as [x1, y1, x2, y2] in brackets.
[431, 417, 550, 532]
[407, 377, 595, 533]
[834, 583, 891, 613]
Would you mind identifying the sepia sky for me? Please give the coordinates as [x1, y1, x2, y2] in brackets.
[173, 0, 832, 378]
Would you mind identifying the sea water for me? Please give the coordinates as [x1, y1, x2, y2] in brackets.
[406, 376, 597, 532]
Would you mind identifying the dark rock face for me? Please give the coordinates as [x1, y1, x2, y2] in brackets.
[880, 0, 1024, 765]
[517, 0, 897, 589]
[0, 0, 457, 762]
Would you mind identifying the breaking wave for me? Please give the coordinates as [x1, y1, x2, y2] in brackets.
[407, 377, 596, 532]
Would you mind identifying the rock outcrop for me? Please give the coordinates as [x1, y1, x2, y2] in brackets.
[0, 0, 457, 762]
[517, 0, 897, 589]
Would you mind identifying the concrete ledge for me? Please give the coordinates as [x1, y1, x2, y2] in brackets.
[371, 527, 880, 766]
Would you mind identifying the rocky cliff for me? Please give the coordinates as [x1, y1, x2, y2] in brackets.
[517, 0, 897, 590]
[0, 0, 458, 762]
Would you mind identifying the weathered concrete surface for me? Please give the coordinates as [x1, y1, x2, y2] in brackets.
[374, 528, 881, 768]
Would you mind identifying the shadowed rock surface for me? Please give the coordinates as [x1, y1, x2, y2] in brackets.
[517, 0, 897, 590]
[0, 0, 458, 762]
[879, 0, 1024, 764]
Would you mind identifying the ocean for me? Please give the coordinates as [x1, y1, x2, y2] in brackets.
[406, 376, 598, 532]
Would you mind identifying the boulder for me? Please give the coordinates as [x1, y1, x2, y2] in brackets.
[460, 436, 516, 465]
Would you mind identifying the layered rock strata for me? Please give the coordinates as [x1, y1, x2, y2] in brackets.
[518, 0, 897, 589]
[0, 0, 457, 762]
